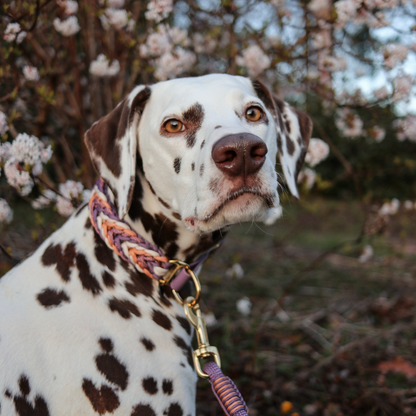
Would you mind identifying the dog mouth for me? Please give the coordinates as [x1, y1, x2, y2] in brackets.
[202, 187, 275, 222]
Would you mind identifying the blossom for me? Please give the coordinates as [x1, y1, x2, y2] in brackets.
[4, 161, 34, 195]
[392, 73, 413, 102]
[0, 111, 9, 136]
[307, 0, 332, 19]
[374, 86, 389, 101]
[56, 180, 88, 217]
[32, 189, 57, 209]
[193, 33, 216, 54]
[335, 0, 358, 28]
[379, 198, 400, 215]
[53, 16, 80, 36]
[298, 168, 317, 190]
[236, 297, 252, 316]
[383, 44, 408, 69]
[23, 66, 40, 82]
[369, 126, 385, 142]
[145, 0, 173, 23]
[236, 45, 271, 77]
[89, 54, 120, 77]
[0, 198, 13, 224]
[225, 263, 244, 278]
[322, 55, 347, 72]
[3, 23, 27, 43]
[336, 108, 364, 138]
[154, 48, 196, 81]
[305, 138, 330, 167]
[9, 133, 52, 169]
[404, 200, 415, 210]
[394, 116, 416, 142]
[61, 0, 79, 15]
[359, 245, 374, 263]
[100, 8, 131, 30]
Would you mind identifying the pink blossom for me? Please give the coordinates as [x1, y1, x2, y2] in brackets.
[0, 112, 9, 136]
[55, 180, 89, 217]
[89, 54, 120, 77]
[392, 73, 413, 102]
[383, 44, 408, 69]
[0, 198, 13, 224]
[305, 138, 330, 167]
[236, 45, 271, 77]
[4, 160, 34, 196]
[394, 116, 416, 142]
[53, 16, 80, 36]
[193, 33, 216, 54]
[32, 189, 57, 209]
[23, 66, 40, 82]
[298, 168, 317, 190]
[336, 108, 364, 138]
[154, 47, 196, 80]
[374, 86, 389, 101]
[369, 126, 385, 142]
[4, 23, 27, 43]
[145, 0, 173, 23]
[59, 0, 79, 15]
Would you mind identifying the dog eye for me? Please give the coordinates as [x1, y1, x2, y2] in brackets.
[164, 119, 184, 133]
[245, 107, 263, 122]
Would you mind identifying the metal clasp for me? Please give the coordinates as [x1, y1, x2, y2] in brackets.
[183, 296, 221, 378]
[160, 260, 201, 307]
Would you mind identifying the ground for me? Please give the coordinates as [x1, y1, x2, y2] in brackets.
[1, 197, 416, 416]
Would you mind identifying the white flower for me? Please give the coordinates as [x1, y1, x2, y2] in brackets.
[23, 66, 40, 82]
[305, 138, 330, 167]
[154, 48, 196, 80]
[62, 0, 79, 15]
[10, 133, 52, 168]
[145, 0, 173, 22]
[0, 198, 13, 224]
[0, 112, 9, 136]
[379, 198, 400, 216]
[225, 263, 244, 279]
[383, 43, 408, 69]
[298, 168, 317, 190]
[4, 23, 27, 43]
[359, 245, 374, 263]
[56, 196, 76, 217]
[100, 8, 130, 30]
[236, 45, 271, 77]
[236, 297, 252, 316]
[336, 108, 364, 138]
[89, 54, 120, 77]
[32, 189, 57, 209]
[370, 126, 385, 142]
[141, 29, 172, 57]
[59, 180, 84, 199]
[53, 16, 80, 37]
[394, 116, 416, 142]
[4, 160, 34, 195]
[203, 312, 217, 327]
[404, 200, 414, 210]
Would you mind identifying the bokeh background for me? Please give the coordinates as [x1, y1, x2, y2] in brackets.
[1, 1, 416, 415]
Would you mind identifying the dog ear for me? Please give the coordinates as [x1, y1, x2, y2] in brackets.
[252, 80, 312, 198]
[85, 85, 151, 218]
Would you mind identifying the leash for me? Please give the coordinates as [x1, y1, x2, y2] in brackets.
[89, 178, 249, 416]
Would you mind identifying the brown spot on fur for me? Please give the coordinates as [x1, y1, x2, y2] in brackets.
[191, 163, 195, 171]
[199, 163, 204, 177]
[82, 379, 120, 414]
[142, 377, 158, 395]
[172, 212, 181, 221]
[183, 103, 204, 148]
[140, 338, 155, 351]
[173, 157, 181, 174]
[152, 309, 172, 330]
[164, 402, 184, 416]
[286, 135, 295, 156]
[102, 271, 116, 288]
[37, 288, 70, 309]
[162, 379, 173, 395]
[214, 125, 221, 129]
[93, 230, 116, 272]
[85, 217, 92, 229]
[208, 178, 220, 193]
[173, 335, 193, 367]
[109, 298, 141, 319]
[158, 197, 171, 209]
[131, 404, 156, 416]
[41, 242, 76, 282]
[147, 180, 156, 195]
[76, 253, 102, 295]
[125, 270, 154, 297]
[200, 140, 205, 149]
[176, 316, 191, 335]
[99, 338, 114, 353]
[95, 352, 129, 390]
[18, 376, 30, 396]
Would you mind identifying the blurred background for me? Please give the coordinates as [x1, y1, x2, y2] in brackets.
[1, 1, 416, 415]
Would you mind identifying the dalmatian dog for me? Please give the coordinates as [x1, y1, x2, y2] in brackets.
[0, 74, 311, 416]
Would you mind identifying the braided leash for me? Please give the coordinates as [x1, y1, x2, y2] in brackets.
[89, 178, 249, 415]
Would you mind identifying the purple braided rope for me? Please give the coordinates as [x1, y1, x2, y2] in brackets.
[203, 362, 249, 416]
[90, 178, 170, 277]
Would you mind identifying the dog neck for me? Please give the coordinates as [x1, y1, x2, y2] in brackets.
[123, 165, 227, 264]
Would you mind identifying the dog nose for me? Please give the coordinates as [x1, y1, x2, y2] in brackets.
[212, 133, 268, 177]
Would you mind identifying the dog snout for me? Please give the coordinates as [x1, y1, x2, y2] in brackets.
[211, 133, 268, 177]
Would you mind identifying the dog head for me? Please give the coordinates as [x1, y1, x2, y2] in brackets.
[85, 74, 312, 234]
